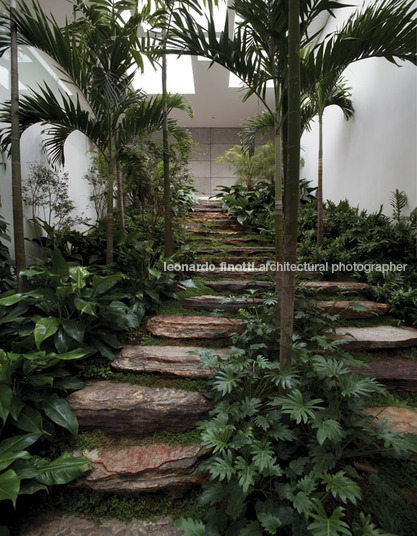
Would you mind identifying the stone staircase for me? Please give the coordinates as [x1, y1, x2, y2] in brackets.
[21, 198, 417, 535]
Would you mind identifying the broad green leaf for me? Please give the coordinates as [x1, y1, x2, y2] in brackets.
[69, 266, 89, 289]
[89, 336, 115, 360]
[0, 434, 40, 456]
[74, 298, 97, 316]
[9, 396, 25, 422]
[175, 518, 205, 536]
[54, 376, 85, 391]
[235, 456, 256, 493]
[0, 450, 31, 472]
[258, 511, 282, 534]
[15, 406, 43, 434]
[61, 319, 85, 343]
[0, 385, 13, 424]
[239, 521, 262, 535]
[32, 453, 90, 485]
[29, 374, 54, 388]
[38, 396, 78, 435]
[0, 469, 20, 508]
[51, 248, 69, 279]
[18, 480, 48, 496]
[34, 317, 60, 349]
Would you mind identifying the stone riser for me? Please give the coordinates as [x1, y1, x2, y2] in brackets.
[67, 381, 211, 436]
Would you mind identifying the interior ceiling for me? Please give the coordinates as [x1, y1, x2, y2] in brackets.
[21, 0, 274, 128]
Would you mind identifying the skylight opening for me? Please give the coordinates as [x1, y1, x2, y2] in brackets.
[132, 54, 195, 94]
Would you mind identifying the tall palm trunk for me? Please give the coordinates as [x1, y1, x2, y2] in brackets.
[116, 161, 125, 232]
[280, 0, 300, 367]
[106, 140, 114, 265]
[10, 0, 26, 291]
[317, 112, 324, 246]
[162, 25, 173, 257]
[274, 108, 283, 329]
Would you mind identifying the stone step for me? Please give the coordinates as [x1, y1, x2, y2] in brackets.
[187, 229, 243, 237]
[204, 280, 273, 292]
[300, 281, 370, 294]
[184, 222, 243, 231]
[147, 315, 242, 339]
[196, 256, 273, 264]
[67, 381, 211, 435]
[73, 443, 207, 496]
[329, 325, 417, 350]
[113, 345, 231, 378]
[194, 206, 223, 212]
[183, 295, 263, 312]
[203, 280, 370, 294]
[181, 295, 386, 318]
[363, 406, 417, 436]
[354, 358, 417, 391]
[187, 212, 228, 219]
[20, 515, 181, 536]
[194, 267, 322, 279]
[315, 300, 389, 319]
[197, 246, 275, 255]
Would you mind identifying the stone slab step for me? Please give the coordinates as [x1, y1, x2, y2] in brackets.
[147, 315, 242, 339]
[19, 515, 181, 536]
[187, 230, 243, 237]
[363, 406, 417, 436]
[67, 381, 211, 435]
[194, 206, 223, 212]
[187, 212, 228, 219]
[300, 281, 370, 294]
[194, 267, 321, 279]
[203, 280, 369, 294]
[181, 295, 386, 318]
[315, 300, 389, 318]
[183, 295, 263, 312]
[354, 358, 417, 391]
[196, 256, 273, 264]
[197, 246, 275, 254]
[204, 280, 273, 292]
[184, 222, 243, 231]
[113, 345, 231, 378]
[329, 325, 417, 350]
[74, 443, 207, 496]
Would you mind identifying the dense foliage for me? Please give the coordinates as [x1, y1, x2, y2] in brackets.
[178, 304, 417, 535]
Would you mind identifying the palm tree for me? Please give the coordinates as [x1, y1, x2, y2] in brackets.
[307, 73, 354, 246]
[9, 0, 26, 290]
[0, 0, 192, 263]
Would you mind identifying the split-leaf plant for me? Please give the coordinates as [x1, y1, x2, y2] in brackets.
[178, 301, 417, 535]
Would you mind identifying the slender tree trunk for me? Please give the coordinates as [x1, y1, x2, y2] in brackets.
[106, 144, 114, 265]
[116, 161, 125, 232]
[317, 112, 323, 246]
[274, 113, 284, 329]
[10, 0, 26, 291]
[162, 27, 173, 257]
[280, 0, 300, 367]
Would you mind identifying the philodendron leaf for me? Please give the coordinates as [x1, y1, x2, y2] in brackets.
[175, 518, 205, 536]
[51, 248, 69, 279]
[308, 500, 351, 536]
[0, 385, 13, 424]
[0, 469, 20, 507]
[15, 406, 43, 434]
[61, 319, 85, 344]
[34, 317, 60, 350]
[32, 452, 90, 485]
[37, 396, 78, 436]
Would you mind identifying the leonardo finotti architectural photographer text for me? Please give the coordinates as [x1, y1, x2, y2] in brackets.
[163, 261, 408, 274]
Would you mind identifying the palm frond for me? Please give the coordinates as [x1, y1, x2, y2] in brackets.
[240, 111, 275, 154]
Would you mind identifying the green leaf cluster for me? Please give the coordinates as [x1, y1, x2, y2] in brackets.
[178, 327, 417, 535]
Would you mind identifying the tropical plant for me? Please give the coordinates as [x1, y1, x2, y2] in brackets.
[177, 313, 417, 535]
[0, 249, 144, 360]
[216, 142, 275, 188]
[305, 73, 354, 246]
[0, 215, 14, 293]
[0, 0, 192, 265]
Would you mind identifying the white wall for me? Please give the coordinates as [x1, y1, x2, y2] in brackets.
[301, 3, 417, 215]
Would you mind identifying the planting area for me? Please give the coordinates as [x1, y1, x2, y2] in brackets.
[2, 199, 417, 536]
